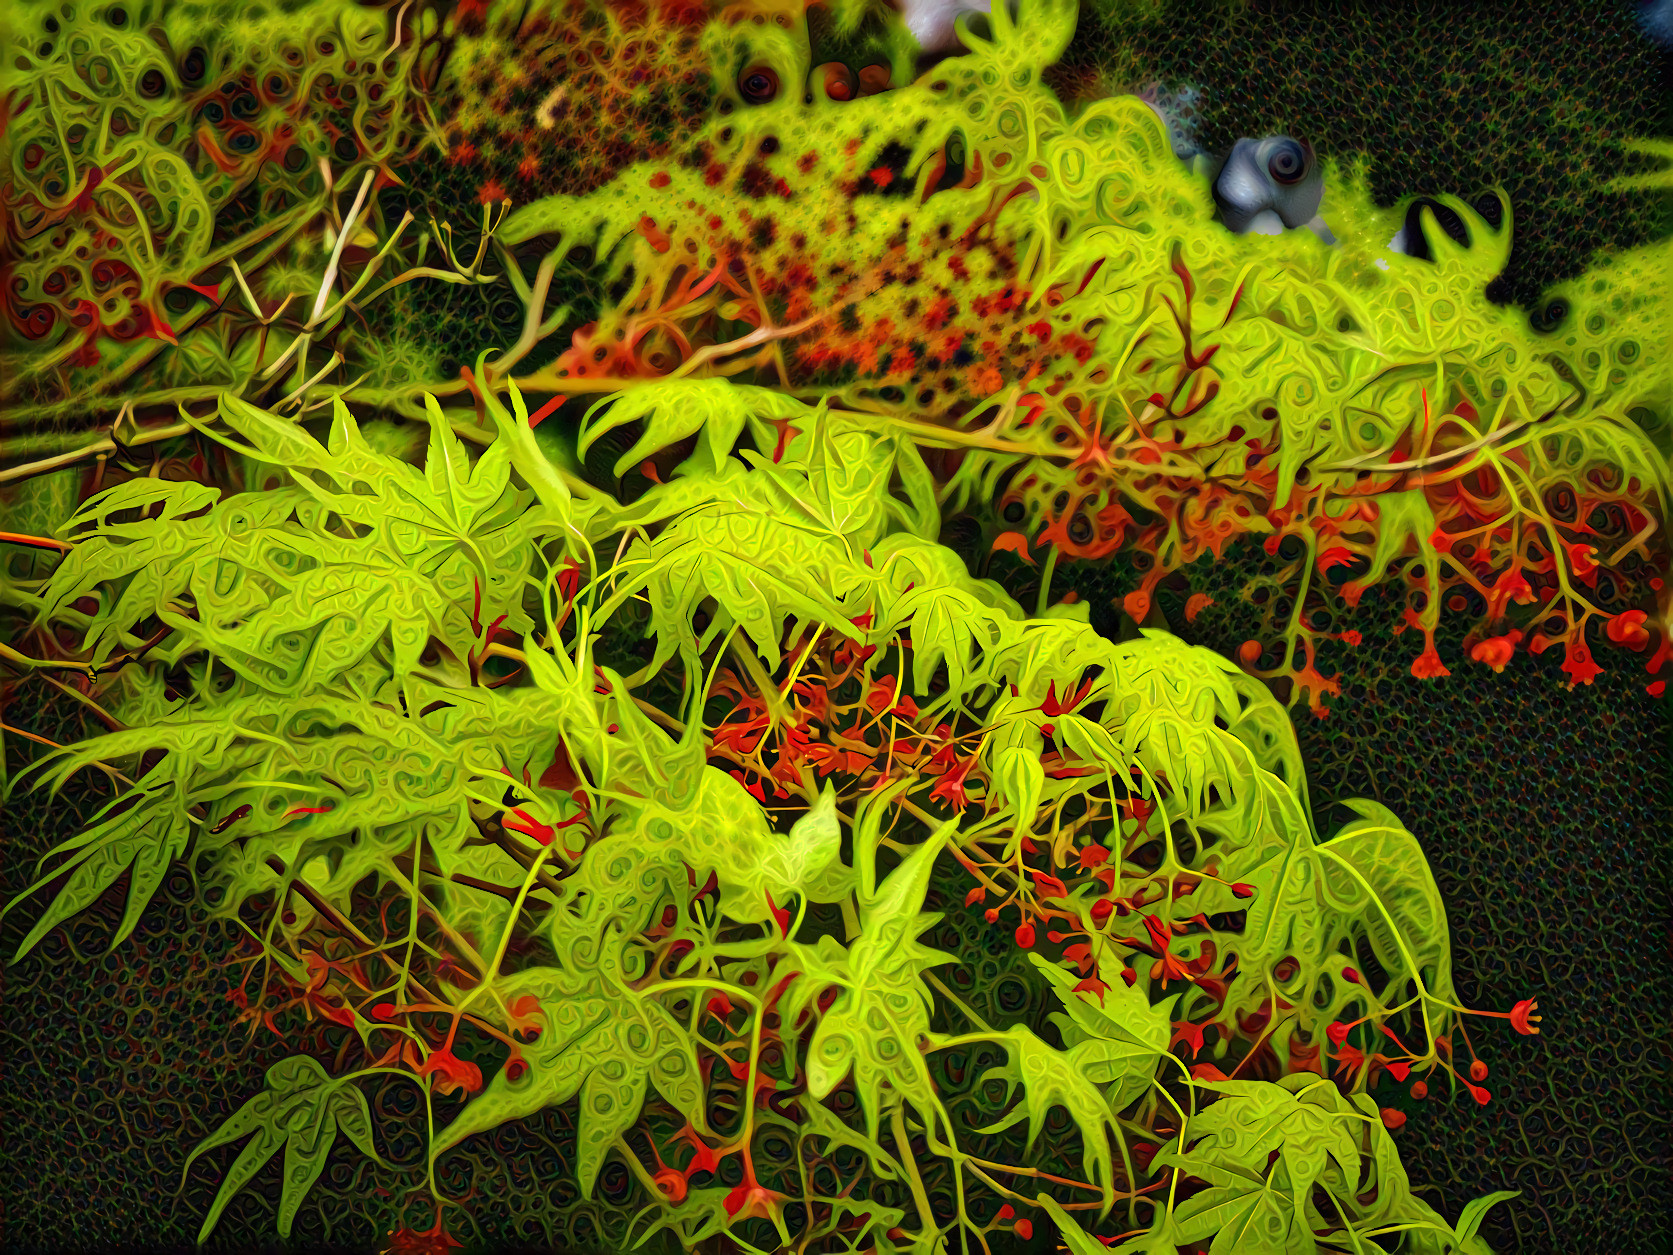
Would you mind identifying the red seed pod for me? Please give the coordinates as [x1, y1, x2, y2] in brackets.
[965, 886, 985, 906]
[372, 1002, 397, 1021]
[984, 908, 999, 923]
[1015, 1219, 1033, 1240]
[1380, 1107, 1406, 1130]
[1231, 883, 1255, 899]
[1342, 967, 1361, 983]
[1410, 1080, 1428, 1099]
[1090, 898, 1114, 925]
[1470, 1060, 1488, 1082]
[1015, 923, 1036, 949]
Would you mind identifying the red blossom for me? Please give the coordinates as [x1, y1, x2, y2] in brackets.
[503, 808, 553, 845]
[556, 559, 582, 605]
[1509, 998, 1541, 1035]
[1033, 872, 1069, 900]
[1606, 610, 1650, 650]
[1410, 639, 1450, 678]
[1470, 629, 1523, 674]
[991, 531, 1036, 566]
[507, 995, 544, 1039]
[1326, 1021, 1351, 1045]
[1562, 637, 1603, 686]
[673, 1123, 720, 1177]
[1331, 1044, 1365, 1080]
[417, 1046, 483, 1097]
[1487, 568, 1535, 617]
[1170, 1020, 1206, 1057]
[1317, 545, 1356, 573]
[1040, 677, 1094, 717]
[929, 755, 977, 810]
[1565, 542, 1598, 583]
[724, 1175, 789, 1224]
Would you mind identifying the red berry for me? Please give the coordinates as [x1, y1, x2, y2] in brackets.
[997, 1205, 1015, 1221]
[1090, 898, 1114, 925]
[1470, 1060, 1488, 1082]
[1410, 1080, 1428, 1099]
[1342, 967, 1361, 983]
[1231, 883, 1255, 899]
[372, 1002, 397, 1021]
[984, 908, 999, 923]
[1015, 1218, 1033, 1239]
[1015, 923, 1036, 948]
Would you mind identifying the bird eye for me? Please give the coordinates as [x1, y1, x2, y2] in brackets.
[739, 66, 779, 103]
[1267, 139, 1308, 185]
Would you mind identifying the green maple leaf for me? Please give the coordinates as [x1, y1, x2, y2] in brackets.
[179, 1055, 383, 1246]
[779, 822, 959, 1150]
[1030, 951, 1176, 1113]
[968, 1024, 1128, 1220]
[426, 965, 704, 1190]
